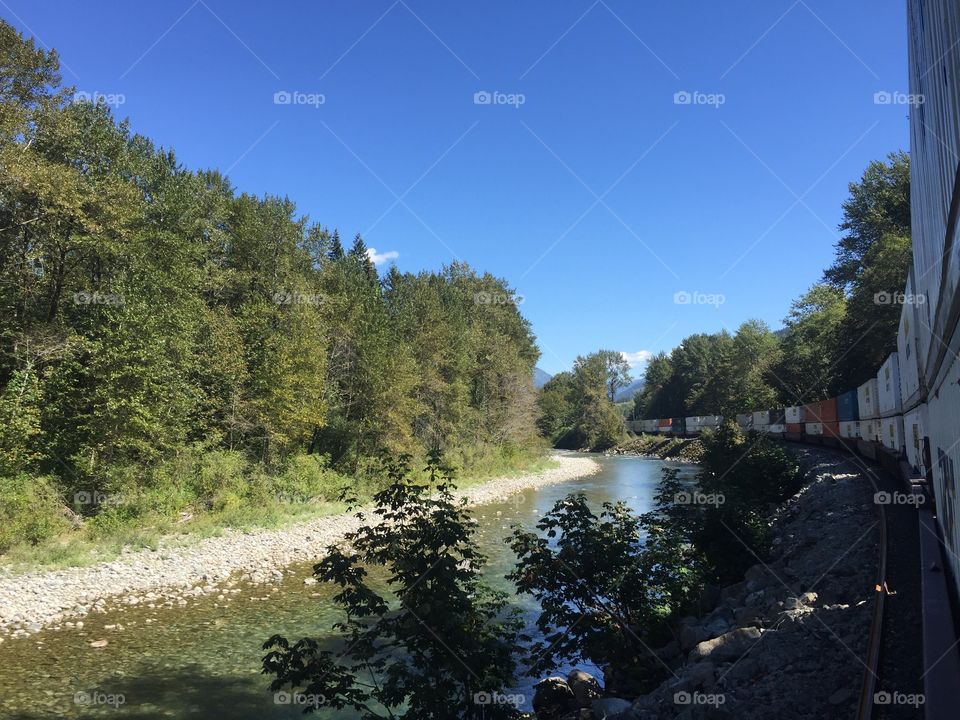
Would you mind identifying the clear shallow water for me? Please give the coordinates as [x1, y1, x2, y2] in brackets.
[0, 454, 697, 719]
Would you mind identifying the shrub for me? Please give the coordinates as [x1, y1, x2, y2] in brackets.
[0, 473, 69, 551]
[263, 454, 524, 719]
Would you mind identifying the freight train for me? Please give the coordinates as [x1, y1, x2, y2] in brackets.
[630, 0, 960, 602]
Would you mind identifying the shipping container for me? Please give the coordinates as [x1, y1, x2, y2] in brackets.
[836, 391, 859, 422]
[839, 421, 859, 439]
[671, 418, 686, 435]
[857, 379, 880, 420]
[805, 422, 823, 436]
[785, 406, 805, 423]
[877, 353, 903, 417]
[700, 415, 722, 428]
[658, 418, 672, 429]
[822, 422, 841, 440]
[907, 0, 960, 394]
[735, 413, 752, 430]
[768, 408, 786, 425]
[786, 423, 803, 434]
[769, 423, 786, 433]
[642, 419, 659, 433]
[756, 424, 770, 434]
[685, 417, 701, 435]
[752, 411, 770, 426]
[880, 415, 906, 454]
[859, 419, 880, 443]
[903, 404, 930, 476]
[897, 268, 926, 411]
[926, 354, 960, 595]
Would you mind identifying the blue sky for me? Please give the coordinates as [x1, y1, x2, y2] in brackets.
[5, 0, 909, 376]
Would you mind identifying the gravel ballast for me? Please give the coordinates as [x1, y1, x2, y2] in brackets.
[0, 453, 599, 638]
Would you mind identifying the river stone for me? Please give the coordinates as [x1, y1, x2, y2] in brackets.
[567, 669, 602, 708]
[591, 697, 632, 718]
[89, 639, 108, 648]
[532, 677, 575, 719]
[689, 627, 762, 663]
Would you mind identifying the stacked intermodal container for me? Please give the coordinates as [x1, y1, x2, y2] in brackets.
[897, 268, 925, 411]
[859, 419, 879, 442]
[857, 378, 880, 421]
[805, 422, 823, 436]
[642, 419, 659, 433]
[839, 420, 859, 439]
[752, 411, 770, 427]
[685, 417, 701, 435]
[877, 353, 903, 417]
[671, 418, 686, 435]
[735, 413, 752, 431]
[880, 415, 906, 453]
[785, 405, 805, 424]
[700, 415, 721, 430]
[903, 404, 930, 475]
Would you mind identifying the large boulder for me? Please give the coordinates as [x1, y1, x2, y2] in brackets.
[689, 627, 762, 663]
[567, 670, 602, 708]
[533, 677, 576, 720]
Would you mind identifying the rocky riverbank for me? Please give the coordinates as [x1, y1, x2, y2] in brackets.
[0, 453, 599, 639]
[610, 434, 705, 463]
[531, 448, 880, 720]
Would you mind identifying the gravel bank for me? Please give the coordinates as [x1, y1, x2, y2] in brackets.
[0, 453, 599, 638]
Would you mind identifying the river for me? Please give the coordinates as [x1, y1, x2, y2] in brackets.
[0, 454, 697, 719]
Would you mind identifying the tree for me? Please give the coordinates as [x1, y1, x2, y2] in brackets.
[263, 455, 524, 719]
[824, 151, 911, 289]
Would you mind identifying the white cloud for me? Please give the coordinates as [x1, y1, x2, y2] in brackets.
[366, 247, 399, 266]
[620, 350, 653, 369]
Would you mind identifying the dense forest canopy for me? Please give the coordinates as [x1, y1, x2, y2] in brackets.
[0, 20, 540, 549]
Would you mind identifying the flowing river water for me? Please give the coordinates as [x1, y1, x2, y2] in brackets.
[0, 455, 697, 719]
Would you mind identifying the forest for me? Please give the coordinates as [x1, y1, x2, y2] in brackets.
[0, 21, 540, 552]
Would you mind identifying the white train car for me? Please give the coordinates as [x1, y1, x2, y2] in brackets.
[877, 353, 903, 417]
[880, 415, 906, 454]
[857, 378, 880, 420]
[904, 404, 930, 476]
[897, 268, 925, 412]
[908, 0, 960, 592]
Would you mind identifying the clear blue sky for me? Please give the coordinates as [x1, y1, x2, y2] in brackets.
[5, 0, 909, 376]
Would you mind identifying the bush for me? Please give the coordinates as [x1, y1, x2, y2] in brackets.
[263, 454, 524, 719]
[0, 473, 69, 551]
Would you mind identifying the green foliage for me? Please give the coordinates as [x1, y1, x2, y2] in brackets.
[263, 455, 524, 719]
[0, 19, 541, 552]
[634, 322, 781, 418]
[508, 481, 703, 695]
[537, 351, 626, 450]
[0, 473, 68, 551]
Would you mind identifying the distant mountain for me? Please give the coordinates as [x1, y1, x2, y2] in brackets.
[534, 367, 552, 388]
[614, 378, 645, 402]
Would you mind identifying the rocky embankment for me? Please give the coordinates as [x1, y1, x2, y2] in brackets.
[531, 448, 879, 720]
[0, 453, 599, 639]
[610, 435, 704, 463]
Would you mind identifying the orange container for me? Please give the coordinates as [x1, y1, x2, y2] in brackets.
[820, 398, 838, 423]
[786, 423, 803, 433]
[822, 421, 841, 439]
